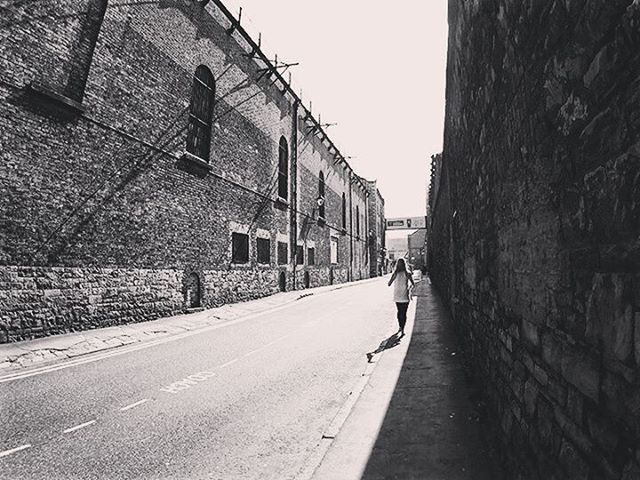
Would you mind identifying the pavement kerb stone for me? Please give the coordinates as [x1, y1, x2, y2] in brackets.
[0, 275, 386, 374]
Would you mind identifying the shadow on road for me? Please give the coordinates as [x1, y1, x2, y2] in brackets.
[360, 282, 502, 480]
[366, 332, 403, 363]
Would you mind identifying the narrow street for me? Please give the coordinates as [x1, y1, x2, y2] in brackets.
[0, 279, 395, 480]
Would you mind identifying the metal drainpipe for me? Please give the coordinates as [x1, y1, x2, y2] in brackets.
[348, 173, 353, 282]
[290, 100, 299, 291]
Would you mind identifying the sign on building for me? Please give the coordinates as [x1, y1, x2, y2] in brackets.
[385, 216, 426, 230]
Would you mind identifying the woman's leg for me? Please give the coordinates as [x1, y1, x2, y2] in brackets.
[397, 302, 409, 332]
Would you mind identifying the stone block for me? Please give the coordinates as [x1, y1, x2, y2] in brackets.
[541, 332, 564, 374]
[586, 273, 634, 363]
[561, 343, 600, 403]
[558, 440, 589, 480]
[521, 319, 540, 350]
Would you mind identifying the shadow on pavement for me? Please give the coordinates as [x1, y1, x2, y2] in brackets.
[366, 332, 403, 363]
[360, 281, 502, 480]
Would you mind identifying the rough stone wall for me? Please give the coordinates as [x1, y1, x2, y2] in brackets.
[0, 0, 371, 342]
[429, 1, 640, 478]
[0, 266, 182, 343]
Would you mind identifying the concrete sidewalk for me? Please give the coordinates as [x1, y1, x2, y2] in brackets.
[308, 279, 501, 480]
[0, 278, 376, 375]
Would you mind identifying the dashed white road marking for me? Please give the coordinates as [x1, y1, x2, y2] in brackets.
[120, 399, 149, 412]
[63, 420, 96, 434]
[0, 444, 31, 458]
[219, 359, 238, 368]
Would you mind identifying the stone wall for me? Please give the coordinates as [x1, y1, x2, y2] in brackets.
[0, 0, 373, 342]
[0, 266, 183, 343]
[429, 1, 640, 478]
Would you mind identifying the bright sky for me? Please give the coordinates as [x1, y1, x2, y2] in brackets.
[223, 0, 448, 218]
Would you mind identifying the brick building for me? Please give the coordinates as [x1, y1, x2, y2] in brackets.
[363, 179, 386, 276]
[0, 0, 371, 343]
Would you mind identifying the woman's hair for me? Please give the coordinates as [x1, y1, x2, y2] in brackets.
[394, 258, 406, 273]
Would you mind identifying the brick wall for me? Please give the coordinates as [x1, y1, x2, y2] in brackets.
[0, 0, 373, 342]
[429, 1, 640, 478]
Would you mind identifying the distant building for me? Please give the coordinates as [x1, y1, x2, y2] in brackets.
[386, 236, 408, 264]
[363, 180, 387, 276]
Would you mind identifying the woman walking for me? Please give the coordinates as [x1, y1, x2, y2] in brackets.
[388, 258, 415, 337]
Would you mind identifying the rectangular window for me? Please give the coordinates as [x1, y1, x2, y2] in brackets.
[330, 237, 339, 264]
[277, 242, 288, 265]
[256, 237, 271, 264]
[296, 245, 304, 265]
[232, 233, 249, 264]
[308, 247, 315, 266]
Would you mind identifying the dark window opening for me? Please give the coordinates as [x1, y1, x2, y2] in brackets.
[277, 242, 288, 265]
[279, 271, 287, 292]
[341, 193, 346, 229]
[278, 136, 289, 200]
[186, 65, 215, 161]
[296, 245, 304, 265]
[308, 247, 315, 266]
[232, 233, 249, 264]
[318, 171, 325, 219]
[356, 206, 360, 236]
[304, 271, 310, 289]
[257, 237, 271, 264]
[184, 272, 201, 308]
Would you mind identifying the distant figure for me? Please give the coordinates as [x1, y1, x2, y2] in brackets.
[387, 258, 415, 337]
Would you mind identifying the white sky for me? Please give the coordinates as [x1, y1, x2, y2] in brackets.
[222, 0, 448, 218]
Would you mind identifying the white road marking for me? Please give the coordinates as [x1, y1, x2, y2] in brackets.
[120, 399, 149, 411]
[63, 420, 96, 434]
[0, 444, 31, 458]
[160, 371, 216, 394]
[218, 359, 238, 368]
[243, 334, 291, 359]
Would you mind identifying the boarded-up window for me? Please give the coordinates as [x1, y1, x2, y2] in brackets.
[186, 65, 215, 161]
[277, 242, 288, 265]
[278, 137, 288, 200]
[256, 238, 271, 264]
[232, 233, 249, 264]
[308, 247, 315, 266]
[330, 237, 339, 264]
[296, 245, 304, 265]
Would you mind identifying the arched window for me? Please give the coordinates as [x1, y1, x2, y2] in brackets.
[186, 65, 215, 161]
[356, 206, 360, 236]
[278, 137, 289, 200]
[318, 171, 326, 219]
[63, 0, 108, 102]
[341, 193, 346, 229]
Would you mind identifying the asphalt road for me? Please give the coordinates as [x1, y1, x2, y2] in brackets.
[0, 278, 395, 480]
